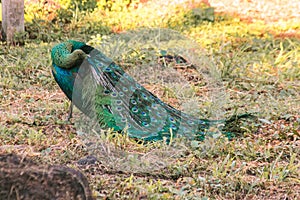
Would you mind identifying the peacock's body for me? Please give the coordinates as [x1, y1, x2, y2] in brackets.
[51, 40, 249, 142]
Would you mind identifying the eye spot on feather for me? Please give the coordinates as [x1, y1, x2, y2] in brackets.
[130, 86, 136, 92]
[170, 124, 177, 130]
[116, 100, 122, 105]
[123, 73, 130, 79]
[169, 117, 175, 123]
[105, 67, 112, 72]
[130, 99, 137, 105]
[111, 73, 117, 79]
[136, 97, 142, 103]
[152, 104, 158, 109]
[149, 95, 155, 100]
[116, 106, 122, 111]
[151, 117, 157, 122]
[141, 93, 148, 100]
[119, 92, 124, 97]
[142, 122, 149, 127]
[132, 107, 138, 113]
[152, 132, 159, 136]
[121, 118, 127, 122]
[156, 127, 162, 131]
[141, 111, 147, 117]
[188, 120, 195, 125]
[103, 90, 110, 95]
[136, 84, 142, 90]
[122, 87, 128, 92]
[111, 92, 117, 97]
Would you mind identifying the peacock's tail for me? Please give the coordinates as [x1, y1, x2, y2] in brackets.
[70, 47, 253, 142]
[51, 40, 254, 142]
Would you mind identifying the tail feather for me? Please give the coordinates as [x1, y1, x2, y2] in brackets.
[223, 113, 256, 139]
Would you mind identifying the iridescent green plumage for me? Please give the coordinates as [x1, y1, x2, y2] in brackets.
[51, 40, 252, 142]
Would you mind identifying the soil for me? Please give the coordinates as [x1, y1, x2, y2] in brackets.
[0, 154, 94, 200]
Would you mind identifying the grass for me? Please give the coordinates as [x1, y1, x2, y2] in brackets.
[0, 0, 299, 199]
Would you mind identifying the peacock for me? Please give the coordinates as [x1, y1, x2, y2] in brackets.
[51, 40, 252, 142]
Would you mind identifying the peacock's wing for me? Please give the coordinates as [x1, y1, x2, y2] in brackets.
[73, 48, 211, 141]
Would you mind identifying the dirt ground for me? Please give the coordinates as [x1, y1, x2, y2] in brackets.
[209, 0, 300, 23]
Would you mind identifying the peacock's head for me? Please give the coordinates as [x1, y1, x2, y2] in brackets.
[68, 49, 88, 67]
[51, 40, 89, 69]
[71, 49, 87, 60]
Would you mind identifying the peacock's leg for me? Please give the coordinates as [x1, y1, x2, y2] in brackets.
[66, 102, 73, 121]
